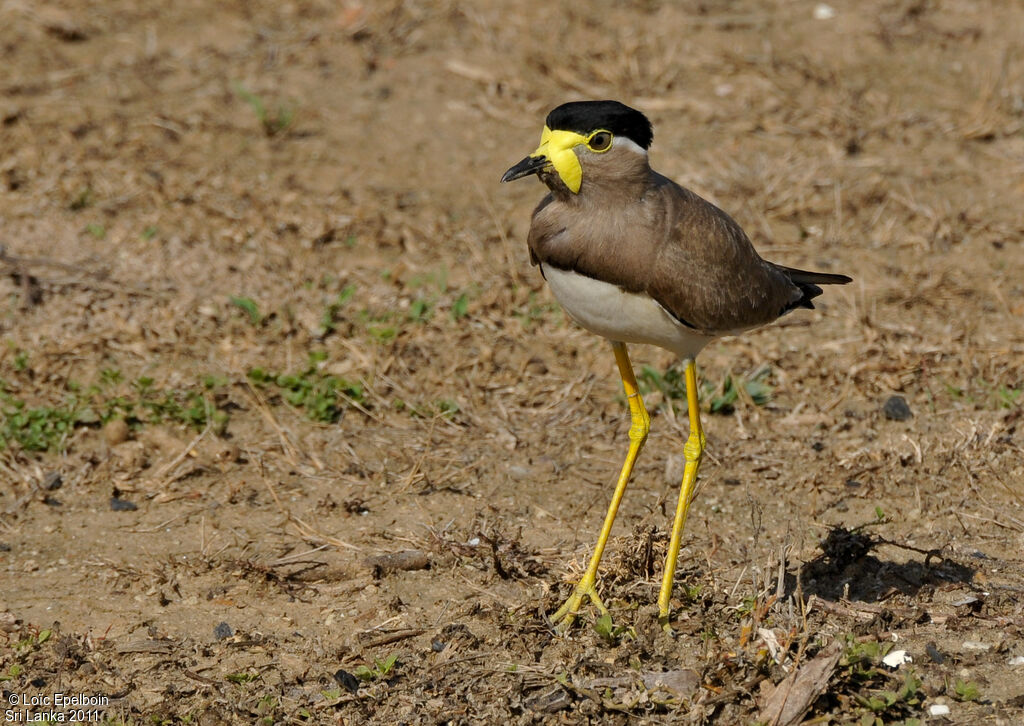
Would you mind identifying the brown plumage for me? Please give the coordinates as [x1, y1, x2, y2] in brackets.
[526, 143, 850, 335]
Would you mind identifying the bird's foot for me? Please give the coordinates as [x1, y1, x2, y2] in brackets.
[549, 575, 609, 632]
[658, 609, 675, 635]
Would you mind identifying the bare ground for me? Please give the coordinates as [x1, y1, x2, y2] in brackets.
[2, 1, 1024, 724]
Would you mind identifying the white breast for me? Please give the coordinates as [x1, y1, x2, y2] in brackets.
[541, 263, 712, 361]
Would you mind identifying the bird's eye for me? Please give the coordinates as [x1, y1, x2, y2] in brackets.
[587, 131, 612, 152]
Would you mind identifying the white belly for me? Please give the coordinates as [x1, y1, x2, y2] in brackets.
[541, 264, 712, 360]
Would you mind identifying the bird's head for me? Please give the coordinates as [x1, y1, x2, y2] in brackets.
[501, 100, 654, 195]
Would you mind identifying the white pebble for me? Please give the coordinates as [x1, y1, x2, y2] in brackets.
[1009, 655, 1024, 666]
[813, 3, 836, 20]
[929, 704, 951, 716]
[961, 641, 990, 651]
[882, 649, 911, 668]
[467, 537, 480, 547]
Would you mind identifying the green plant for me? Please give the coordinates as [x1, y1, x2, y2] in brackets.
[639, 363, 772, 415]
[702, 366, 772, 414]
[229, 295, 263, 326]
[945, 377, 1024, 410]
[319, 284, 356, 336]
[592, 613, 633, 644]
[101, 368, 124, 385]
[834, 636, 925, 724]
[13, 628, 51, 653]
[1, 395, 83, 452]
[353, 653, 398, 682]
[226, 671, 260, 685]
[247, 353, 364, 423]
[435, 399, 460, 418]
[0, 664, 24, 681]
[1, 372, 231, 453]
[639, 363, 688, 402]
[953, 679, 981, 702]
[408, 297, 432, 323]
[451, 291, 470, 321]
[233, 82, 295, 136]
[854, 671, 922, 718]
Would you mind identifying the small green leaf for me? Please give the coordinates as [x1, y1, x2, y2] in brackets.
[229, 296, 263, 325]
[226, 671, 259, 684]
[452, 292, 469, 320]
[593, 613, 615, 642]
[954, 678, 981, 702]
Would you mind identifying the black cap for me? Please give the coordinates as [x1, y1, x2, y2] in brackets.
[545, 100, 653, 150]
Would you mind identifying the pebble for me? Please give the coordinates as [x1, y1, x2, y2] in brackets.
[104, 418, 130, 446]
[213, 621, 233, 640]
[813, 3, 836, 20]
[883, 395, 912, 421]
[110, 497, 138, 511]
[961, 640, 991, 652]
[333, 668, 360, 694]
[929, 704, 951, 716]
[882, 649, 911, 668]
[1009, 655, 1024, 666]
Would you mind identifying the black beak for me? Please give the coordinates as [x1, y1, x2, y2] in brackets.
[501, 155, 549, 183]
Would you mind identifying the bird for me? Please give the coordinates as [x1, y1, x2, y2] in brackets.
[501, 100, 851, 632]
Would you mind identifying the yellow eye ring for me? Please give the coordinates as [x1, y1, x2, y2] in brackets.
[586, 130, 613, 153]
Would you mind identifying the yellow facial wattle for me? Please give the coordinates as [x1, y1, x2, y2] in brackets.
[530, 126, 589, 193]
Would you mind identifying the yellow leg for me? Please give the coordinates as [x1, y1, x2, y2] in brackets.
[658, 359, 705, 630]
[550, 341, 650, 631]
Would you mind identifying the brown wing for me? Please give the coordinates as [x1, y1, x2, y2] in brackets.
[646, 176, 808, 333]
[527, 171, 848, 335]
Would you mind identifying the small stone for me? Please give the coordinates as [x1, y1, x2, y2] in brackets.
[104, 419, 130, 446]
[110, 497, 138, 511]
[1008, 655, 1024, 666]
[883, 395, 912, 421]
[213, 622, 233, 640]
[961, 640, 990, 652]
[929, 704, 951, 716]
[333, 668, 360, 694]
[813, 3, 836, 20]
[882, 649, 911, 668]
[926, 642, 946, 664]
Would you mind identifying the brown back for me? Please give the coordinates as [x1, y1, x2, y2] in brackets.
[527, 150, 804, 335]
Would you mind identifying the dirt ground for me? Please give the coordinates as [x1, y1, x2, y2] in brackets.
[2, 0, 1023, 723]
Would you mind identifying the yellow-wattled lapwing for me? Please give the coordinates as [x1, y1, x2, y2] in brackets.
[501, 100, 851, 631]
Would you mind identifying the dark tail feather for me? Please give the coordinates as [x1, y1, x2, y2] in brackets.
[777, 265, 852, 311]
